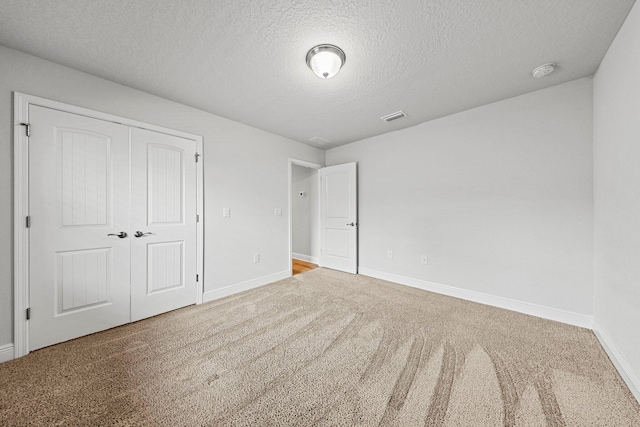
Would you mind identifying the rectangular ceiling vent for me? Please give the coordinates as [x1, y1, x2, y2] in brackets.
[381, 110, 407, 122]
[309, 137, 330, 145]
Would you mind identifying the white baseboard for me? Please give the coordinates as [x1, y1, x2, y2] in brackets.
[358, 268, 593, 329]
[202, 270, 291, 303]
[292, 253, 320, 264]
[0, 344, 14, 363]
[593, 321, 640, 404]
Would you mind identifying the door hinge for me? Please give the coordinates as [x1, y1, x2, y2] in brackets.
[26, 216, 30, 228]
[196, 214, 200, 222]
[195, 152, 200, 162]
[20, 123, 31, 137]
[196, 274, 199, 282]
[26, 308, 30, 320]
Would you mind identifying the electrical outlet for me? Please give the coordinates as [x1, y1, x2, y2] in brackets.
[223, 207, 230, 218]
[274, 208, 282, 216]
[253, 253, 260, 263]
[421, 255, 428, 265]
[387, 250, 393, 259]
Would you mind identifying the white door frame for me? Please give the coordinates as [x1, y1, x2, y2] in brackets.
[287, 158, 322, 275]
[13, 92, 205, 358]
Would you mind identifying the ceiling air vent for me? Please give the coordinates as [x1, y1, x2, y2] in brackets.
[381, 110, 407, 122]
[309, 137, 330, 146]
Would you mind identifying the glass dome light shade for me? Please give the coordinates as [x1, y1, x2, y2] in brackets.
[306, 45, 346, 79]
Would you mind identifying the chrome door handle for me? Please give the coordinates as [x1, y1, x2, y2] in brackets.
[107, 232, 128, 238]
[346, 222, 357, 226]
[134, 231, 153, 238]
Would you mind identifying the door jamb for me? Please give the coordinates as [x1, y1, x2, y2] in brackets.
[13, 92, 205, 359]
[288, 158, 322, 276]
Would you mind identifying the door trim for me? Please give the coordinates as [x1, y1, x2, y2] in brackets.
[287, 158, 322, 276]
[13, 92, 205, 359]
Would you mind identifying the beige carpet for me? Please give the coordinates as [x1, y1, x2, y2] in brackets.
[1, 268, 638, 426]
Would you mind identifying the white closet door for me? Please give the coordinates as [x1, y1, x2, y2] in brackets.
[29, 106, 131, 351]
[130, 128, 198, 321]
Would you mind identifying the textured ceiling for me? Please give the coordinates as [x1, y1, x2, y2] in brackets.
[0, 0, 636, 148]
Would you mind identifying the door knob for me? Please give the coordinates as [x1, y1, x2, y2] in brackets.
[107, 232, 128, 238]
[134, 231, 153, 238]
[346, 222, 357, 226]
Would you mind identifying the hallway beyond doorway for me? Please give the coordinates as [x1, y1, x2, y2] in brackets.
[292, 259, 317, 275]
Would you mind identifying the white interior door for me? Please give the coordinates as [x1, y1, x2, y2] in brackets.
[319, 162, 358, 273]
[29, 106, 131, 351]
[130, 128, 198, 321]
[28, 105, 201, 350]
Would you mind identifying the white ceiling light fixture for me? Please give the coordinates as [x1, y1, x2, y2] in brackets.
[531, 63, 556, 78]
[306, 44, 346, 79]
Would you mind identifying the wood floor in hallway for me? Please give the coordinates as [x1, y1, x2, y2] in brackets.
[292, 258, 317, 275]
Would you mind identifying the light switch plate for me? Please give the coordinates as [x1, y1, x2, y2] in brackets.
[223, 208, 230, 217]
[275, 208, 282, 216]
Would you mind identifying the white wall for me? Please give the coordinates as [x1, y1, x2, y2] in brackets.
[593, 0, 640, 400]
[327, 78, 594, 317]
[291, 165, 319, 262]
[0, 46, 324, 348]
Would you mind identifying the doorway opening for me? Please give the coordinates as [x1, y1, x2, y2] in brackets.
[288, 159, 321, 276]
